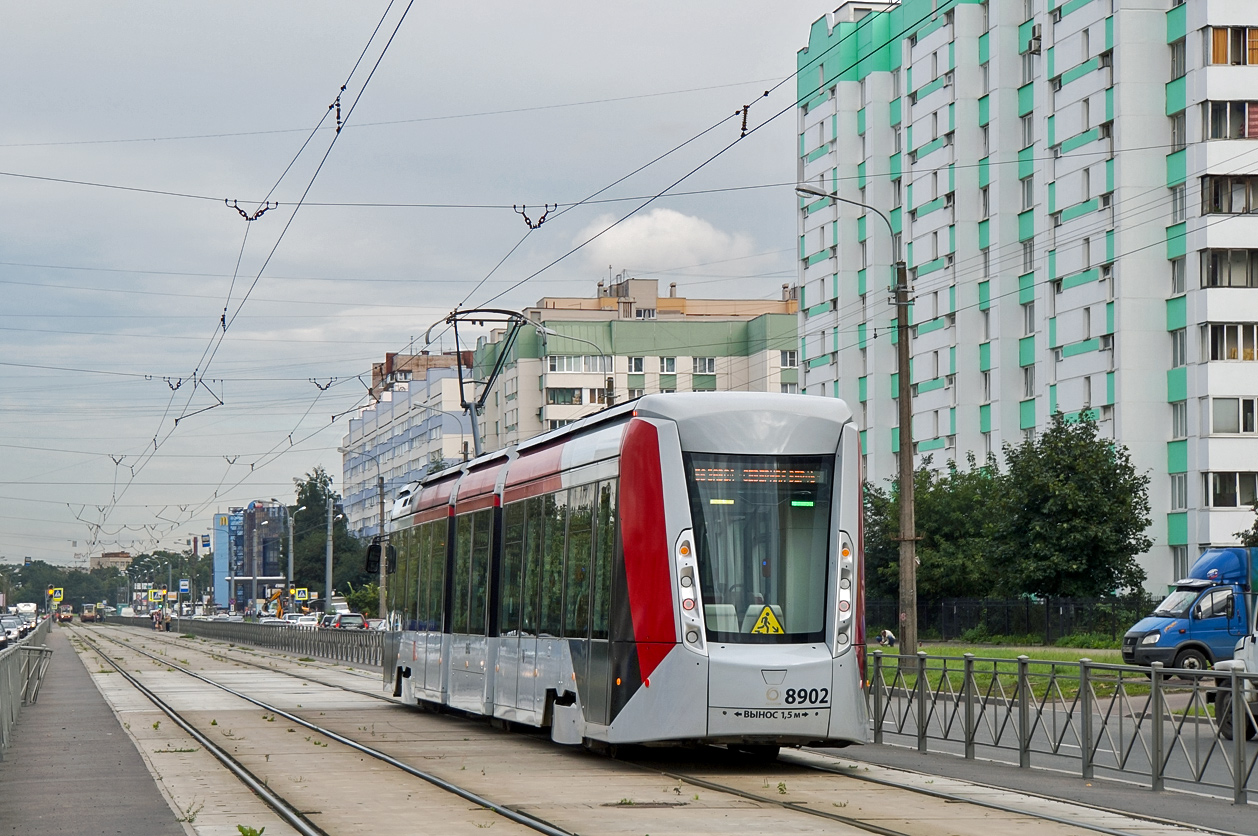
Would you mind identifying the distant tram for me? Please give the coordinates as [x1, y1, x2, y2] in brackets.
[382, 393, 867, 753]
[80, 603, 98, 623]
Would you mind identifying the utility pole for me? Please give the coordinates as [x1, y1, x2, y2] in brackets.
[287, 505, 305, 611]
[895, 261, 918, 654]
[325, 489, 334, 614]
[378, 473, 387, 621]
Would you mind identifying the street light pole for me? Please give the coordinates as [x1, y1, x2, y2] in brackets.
[287, 505, 306, 609]
[325, 485, 334, 614]
[339, 445, 387, 620]
[797, 182, 918, 653]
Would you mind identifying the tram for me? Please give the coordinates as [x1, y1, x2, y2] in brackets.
[382, 392, 867, 751]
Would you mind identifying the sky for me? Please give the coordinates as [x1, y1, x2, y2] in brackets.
[0, 1, 831, 565]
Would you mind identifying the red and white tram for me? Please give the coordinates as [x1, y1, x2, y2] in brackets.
[383, 392, 867, 751]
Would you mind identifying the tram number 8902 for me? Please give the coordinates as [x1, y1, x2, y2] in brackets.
[784, 688, 829, 705]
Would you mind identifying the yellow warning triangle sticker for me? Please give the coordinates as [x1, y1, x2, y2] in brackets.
[750, 606, 784, 635]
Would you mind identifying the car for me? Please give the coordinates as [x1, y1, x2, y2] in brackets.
[258, 617, 287, 626]
[295, 615, 320, 629]
[319, 613, 337, 628]
[0, 617, 24, 643]
[329, 612, 367, 629]
[366, 618, 386, 631]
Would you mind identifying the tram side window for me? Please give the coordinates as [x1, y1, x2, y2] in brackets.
[591, 480, 617, 640]
[564, 483, 595, 638]
[540, 493, 567, 636]
[469, 508, 493, 635]
[414, 523, 431, 629]
[521, 496, 544, 636]
[453, 514, 473, 633]
[426, 520, 447, 631]
[499, 501, 526, 636]
[403, 528, 419, 629]
[386, 527, 405, 623]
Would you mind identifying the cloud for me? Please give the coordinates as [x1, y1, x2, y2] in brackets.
[575, 208, 755, 275]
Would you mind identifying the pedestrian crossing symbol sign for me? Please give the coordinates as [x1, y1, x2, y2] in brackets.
[750, 606, 784, 635]
[294, 588, 308, 601]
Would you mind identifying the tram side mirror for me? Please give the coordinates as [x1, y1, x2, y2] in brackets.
[364, 541, 381, 574]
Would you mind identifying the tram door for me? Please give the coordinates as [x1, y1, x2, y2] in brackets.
[449, 510, 493, 711]
[493, 501, 526, 711]
[418, 520, 448, 696]
[515, 495, 547, 714]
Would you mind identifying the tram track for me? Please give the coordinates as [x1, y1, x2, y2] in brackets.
[76, 624, 1222, 836]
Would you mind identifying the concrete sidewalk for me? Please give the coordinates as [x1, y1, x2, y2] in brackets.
[0, 625, 184, 835]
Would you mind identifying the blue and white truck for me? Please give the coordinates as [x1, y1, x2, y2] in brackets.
[1122, 547, 1258, 671]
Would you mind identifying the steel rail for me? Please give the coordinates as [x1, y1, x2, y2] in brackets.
[74, 627, 576, 836]
[75, 631, 329, 836]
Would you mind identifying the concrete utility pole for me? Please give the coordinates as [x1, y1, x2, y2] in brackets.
[325, 490, 334, 614]
[796, 182, 917, 653]
[894, 261, 918, 655]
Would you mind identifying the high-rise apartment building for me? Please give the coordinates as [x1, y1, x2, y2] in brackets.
[472, 276, 799, 452]
[798, 0, 1258, 590]
[341, 361, 474, 538]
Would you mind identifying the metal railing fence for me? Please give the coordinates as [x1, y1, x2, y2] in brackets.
[104, 615, 382, 666]
[0, 617, 54, 759]
[868, 650, 1258, 804]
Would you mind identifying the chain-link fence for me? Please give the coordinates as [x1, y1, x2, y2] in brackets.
[865, 595, 1158, 643]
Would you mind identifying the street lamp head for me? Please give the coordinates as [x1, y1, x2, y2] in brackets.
[795, 183, 832, 200]
[336, 446, 348, 454]
[296, 505, 307, 513]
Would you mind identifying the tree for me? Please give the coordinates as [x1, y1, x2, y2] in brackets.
[990, 413, 1150, 597]
[1237, 502, 1258, 547]
[290, 467, 365, 603]
[864, 454, 1000, 601]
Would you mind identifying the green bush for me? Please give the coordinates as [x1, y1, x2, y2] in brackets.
[1055, 632, 1121, 650]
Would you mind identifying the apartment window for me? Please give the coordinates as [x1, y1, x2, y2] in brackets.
[981, 371, 992, 402]
[1203, 174, 1258, 214]
[1170, 38, 1186, 79]
[932, 111, 939, 141]
[892, 178, 903, 206]
[1170, 473, 1188, 510]
[1171, 328, 1188, 367]
[1170, 112, 1187, 152]
[1171, 184, 1187, 223]
[1213, 397, 1258, 433]
[891, 69, 901, 99]
[1021, 115, 1034, 147]
[545, 387, 582, 405]
[1082, 237, 1092, 269]
[628, 356, 645, 373]
[893, 127, 902, 153]
[692, 357, 716, 374]
[780, 350, 798, 368]
[1203, 250, 1258, 287]
[981, 309, 991, 340]
[1209, 27, 1258, 66]
[1082, 375, 1092, 407]
[981, 248, 992, 277]
[1023, 0, 1033, 20]
[780, 383, 800, 394]
[428, 425, 443, 442]
[1082, 168, 1092, 202]
[1022, 52, 1036, 85]
[1171, 257, 1186, 294]
[1023, 301, 1036, 335]
[547, 355, 580, 373]
[627, 388, 644, 400]
[1209, 323, 1258, 360]
[1083, 307, 1092, 340]
[1022, 427, 1037, 443]
[1206, 101, 1258, 139]
[1172, 400, 1189, 438]
[659, 387, 676, 394]
[659, 356, 676, 373]
[1082, 98, 1091, 132]
[635, 307, 656, 320]
[983, 431, 993, 456]
[1022, 241, 1035, 273]
[1172, 546, 1190, 581]
[1023, 365, 1036, 398]
[588, 388, 611, 405]
[981, 126, 990, 156]
[548, 419, 575, 430]
[981, 62, 991, 93]
[1021, 176, 1035, 210]
[860, 241, 868, 269]
[1208, 472, 1258, 507]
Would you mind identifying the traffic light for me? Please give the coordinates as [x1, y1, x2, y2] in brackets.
[46, 586, 55, 598]
[364, 538, 381, 574]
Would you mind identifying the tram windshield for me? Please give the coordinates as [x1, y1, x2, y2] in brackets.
[684, 453, 832, 644]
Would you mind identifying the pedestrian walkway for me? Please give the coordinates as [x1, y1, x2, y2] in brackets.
[0, 626, 183, 835]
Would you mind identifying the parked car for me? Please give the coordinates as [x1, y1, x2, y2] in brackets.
[329, 612, 367, 629]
